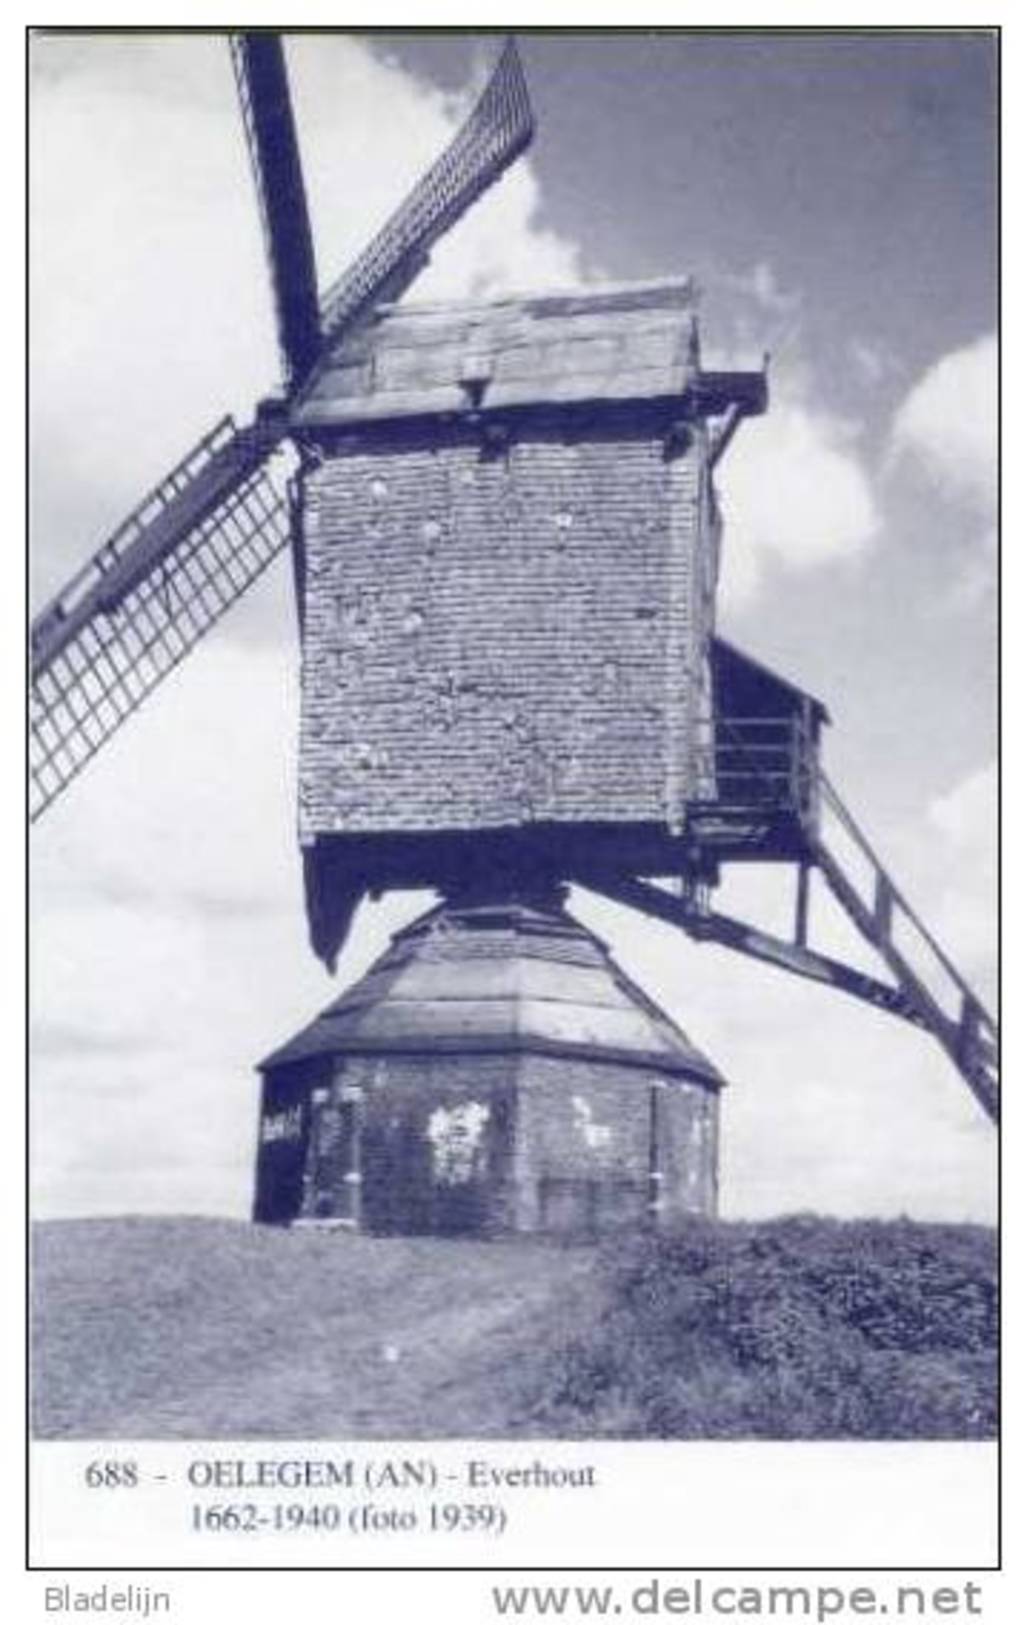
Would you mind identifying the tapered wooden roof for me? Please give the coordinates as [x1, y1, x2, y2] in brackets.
[260, 896, 723, 1086]
[293, 278, 710, 428]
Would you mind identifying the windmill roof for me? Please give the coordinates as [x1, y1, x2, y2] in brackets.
[292, 277, 704, 428]
[259, 896, 724, 1087]
[713, 637, 830, 724]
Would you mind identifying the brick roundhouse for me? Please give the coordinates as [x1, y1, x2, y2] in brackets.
[255, 895, 723, 1235]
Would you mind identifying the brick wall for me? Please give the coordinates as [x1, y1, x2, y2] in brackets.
[257, 1047, 719, 1236]
[654, 1078, 720, 1220]
[513, 1053, 718, 1232]
[344, 1053, 519, 1236]
[298, 422, 713, 842]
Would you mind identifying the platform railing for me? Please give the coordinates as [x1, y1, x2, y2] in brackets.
[701, 715, 816, 816]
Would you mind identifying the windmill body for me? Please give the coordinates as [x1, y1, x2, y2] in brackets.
[291, 279, 766, 967]
[29, 35, 997, 1240]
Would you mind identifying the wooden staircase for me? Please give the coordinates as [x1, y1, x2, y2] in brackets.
[573, 729, 998, 1125]
[812, 771, 998, 1122]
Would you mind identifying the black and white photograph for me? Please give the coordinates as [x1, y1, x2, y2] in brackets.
[27, 19, 999, 1576]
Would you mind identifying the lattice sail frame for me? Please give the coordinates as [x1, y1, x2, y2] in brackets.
[317, 37, 535, 348]
[30, 419, 291, 820]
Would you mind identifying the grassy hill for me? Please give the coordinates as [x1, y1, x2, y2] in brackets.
[31, 1217, 601, 1439]
[31, 1214, 997, 1440]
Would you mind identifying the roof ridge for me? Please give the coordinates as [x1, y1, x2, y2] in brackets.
[372, 275, 699, 321]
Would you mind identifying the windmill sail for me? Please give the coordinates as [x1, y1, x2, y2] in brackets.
[230, 34, 321, 389]
[30, 417, 290, 821]
[316, 37, 535, 350]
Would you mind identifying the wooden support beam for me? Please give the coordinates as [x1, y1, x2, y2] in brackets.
[571, 869, 925, 1027]
[795, 862, 811, 948]
[873, 871, 893, 941]
[709, 403, 743, 470]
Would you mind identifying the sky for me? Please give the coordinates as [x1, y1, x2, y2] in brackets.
[29, 28, 998, 1224]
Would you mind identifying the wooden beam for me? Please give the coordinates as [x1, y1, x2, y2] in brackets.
[709, 403, 743, 470]
[795, 861, 811, 948]
[571, 868, 926, 1027]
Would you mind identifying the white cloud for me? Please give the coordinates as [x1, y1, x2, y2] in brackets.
[715, 377, 880, 611]
[890, 333, 997, 508]
[929, 758, 997, 850]
[722, 260, 801, 317]
[848, 337, 897, 388]
[924, 760, 998, 980]
[934, 525, 998, 616]
[31, 634, 300, 917]
[889, 333, 998, 609]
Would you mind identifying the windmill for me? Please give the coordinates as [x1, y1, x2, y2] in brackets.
[31, 34, 997, 1238]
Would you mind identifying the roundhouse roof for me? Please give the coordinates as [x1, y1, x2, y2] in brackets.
[260, 896, 723, 1087]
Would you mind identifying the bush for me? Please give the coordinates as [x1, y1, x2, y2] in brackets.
[527, 1216, 997, 1439]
